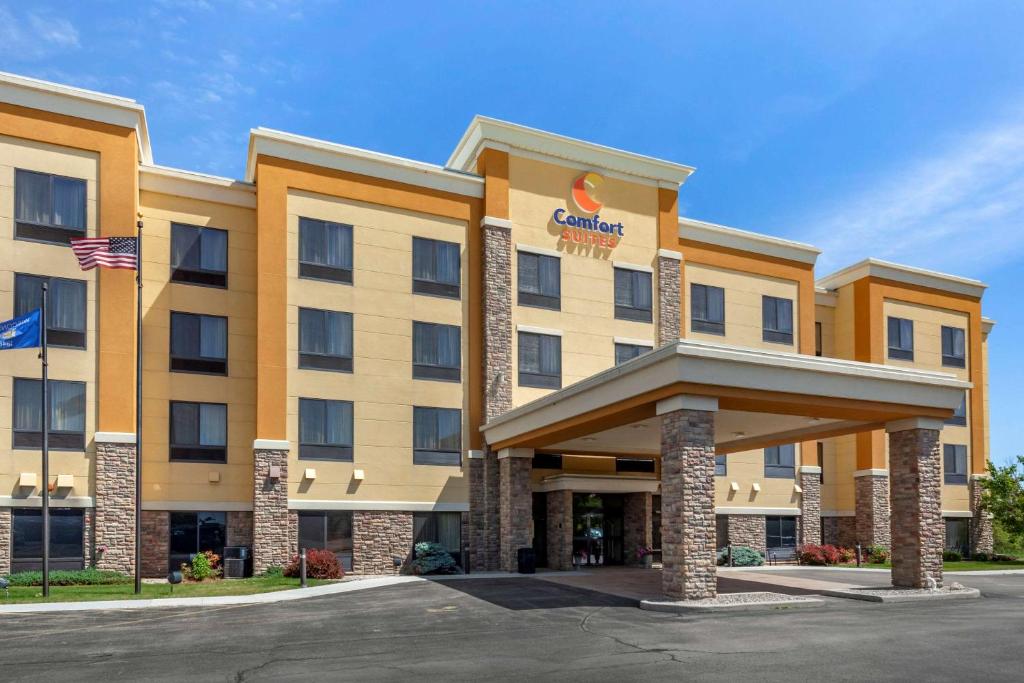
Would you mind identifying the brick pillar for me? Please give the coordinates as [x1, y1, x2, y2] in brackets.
[227, 511, 255, 548]
[657, 250, 681, 346]
[798, 467, 822, 547]
[888, 420, 944, 588]
[472, 218, 513, 572]
[140, 511, 169, 577]
[855, 471, 891, 548]
[624, 492, 653, 565]
[727, 515, 766, 553]
[969, 476, 994, 556]
[0, 507, 10, 575]
[499, 449, 533, 571]
[546, 490, 573, 571]
[253, 446, 292, 574]
[352, 511, 413, 574]
[660, 398, 718, 600]
[94, 439, 137, 574]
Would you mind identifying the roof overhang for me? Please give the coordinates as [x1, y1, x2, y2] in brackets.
[246, 127, 484, 198]
[139, 164, 255, 209]
[447, 116, 695, 188]
[482, 340, 969, 454]
[679, 217, 821, 265]
[0, 70, 152, 164]
[816, 258, 986, 299]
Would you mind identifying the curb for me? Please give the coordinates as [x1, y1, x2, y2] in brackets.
[818, 587, 982, 603]
[640, 593, 825, 613]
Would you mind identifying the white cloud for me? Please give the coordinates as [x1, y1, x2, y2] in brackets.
[795, 113, 1024, 278]
[28, 13, 79, 48]
[0, 6, 81, 60]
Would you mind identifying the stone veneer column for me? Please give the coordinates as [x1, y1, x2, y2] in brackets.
[727, 515, 767, 553]
[352, 511, 413, 574]
[798, 466, 822, 547]
[141, 511, 169, 577]
[623, 492, 654, 565]
[855, 471, 891, 548]
[888, 419, 944, 588]
[472, 217, 514, 572]
[660, 397, 718, 600]
[94, 439, 137, 574]
[498, 448, 533, 572]
[82, 507, 95, 568]
[656, 249, 682, 346]
[546, 490, 573, 571]
[0, 507, 10, 575]
[253, 445, 292, 574]
[969, 476, 994, 556]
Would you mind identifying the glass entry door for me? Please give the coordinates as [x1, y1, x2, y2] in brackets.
[572, 493, 624, 566]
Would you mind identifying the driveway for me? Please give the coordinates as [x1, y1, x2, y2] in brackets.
[1, 573, 1022, 681]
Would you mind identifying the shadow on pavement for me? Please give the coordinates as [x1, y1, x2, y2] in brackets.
[435, 578, 637, 610]
[717, 576, 820, 596]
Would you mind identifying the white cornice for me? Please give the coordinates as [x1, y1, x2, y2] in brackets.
[95, 432, 135, 444]
[815, 287, 838, 308]
[679, 217, 821, 265]
[140, 165, 255, 209]
[288, 499, 469, 512]
[247, 128, 484, 198]
[0, 70, 152, 164]
[536, 474, 660, 494]
[982, 317, 996, 334]
[816, 258, 986, 299]
[715, 506, 802, 516]
[447, 116, 695, 186]
[0, 495, 94, 508]
[613, 336, 654, 348]
[141, 501, 254, 512]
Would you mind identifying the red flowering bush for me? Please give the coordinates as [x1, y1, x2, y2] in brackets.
[798, 544, 855, 566]
[284, 548, 343, 579]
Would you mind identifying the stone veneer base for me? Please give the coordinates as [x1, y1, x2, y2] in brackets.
[253, 448, 293, 574]
[352, 511, 413, 574]
[94, 441, 137, 574]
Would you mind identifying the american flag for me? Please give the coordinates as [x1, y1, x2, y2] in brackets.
[70, 237, 138, 270]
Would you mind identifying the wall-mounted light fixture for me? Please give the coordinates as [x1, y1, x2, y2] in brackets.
[268, 465, 282, 480]
[18, 472, 37, 488]
[304, 468, 317, 481]
[353, 469, 365, 481]
[751, 482, 761, 493]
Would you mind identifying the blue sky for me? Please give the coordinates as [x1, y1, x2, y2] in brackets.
[2, 1, 1022, 464]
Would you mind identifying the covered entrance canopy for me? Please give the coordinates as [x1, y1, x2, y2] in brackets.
[481, 339, 969, 601]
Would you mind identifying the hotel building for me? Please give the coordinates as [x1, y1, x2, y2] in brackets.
[0, 72, 992, 597]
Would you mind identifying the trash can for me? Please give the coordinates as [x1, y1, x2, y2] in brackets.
[517, 547, 536, 574]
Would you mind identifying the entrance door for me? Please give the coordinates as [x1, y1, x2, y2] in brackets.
[572, 493, 624, 566]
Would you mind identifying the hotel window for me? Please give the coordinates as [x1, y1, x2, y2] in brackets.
[614, 268, 653, 323]
[299, 308, 353, 373]
[298, 398, 354, 461]
[412, 322, 461, 382]
[14, 274, 87, 348]
[169, 401, 227, 463]
[616, 457, 656, 473]
[12, 378, 85, 450]
[170, 312, 227, 375]
[412, 237, 460, 298]
[414, 511, 463, 565]
[298, 511, 354, 571]
[887, 317, 914, 360]
[518, 331, 561, 389]
[766, 516, 797, 550]
[169, 512, 226, 574]
[614, 342, 650, 366]
[817, 441, 824, 484]
[298, 217, 353, 284]
[532, 452, 563, 470]
[170, 223, 228, 288]
[691, 283, 725, 335]
[715, 454, 727, 476]
[14, 169, 87, 245]
[946, 394, 968, 427]
[762, 296, 794, 344]
[413, 407, 462, 466]
[764, 444, 796, 478]
[945, 518, 970, 555]
[815, 322, 823, 356]
[944, 444, 968, 485]
[941, 326, 966, 368]
[518, 251, 561, 310]
[12, 508, 84, 573]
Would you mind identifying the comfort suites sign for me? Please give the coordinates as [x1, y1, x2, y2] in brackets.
[554, 172, 624, 248]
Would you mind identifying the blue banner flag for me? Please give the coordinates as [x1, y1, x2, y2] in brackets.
[0, 309, 41, 349]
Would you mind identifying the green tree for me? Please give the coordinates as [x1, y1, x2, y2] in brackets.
[980, 456, 1024, 539]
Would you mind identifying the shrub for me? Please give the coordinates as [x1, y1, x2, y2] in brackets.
[993, 553, 1018, 562]
[181, 550, 221, 581]
[262, 565, 284, 578]
[191, 552, 213, 581]
[943, 549, 963, 562]
[716, 545, 764, 567]
[866, 545, 890, 564]
[3, 568, 131, 587]
[284, 549, 343, 579]
[972, 551, 991, 562]
[409, 542, 457, 575]
[798, 544, 856, 566]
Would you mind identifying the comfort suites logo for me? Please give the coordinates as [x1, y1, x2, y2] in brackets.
[554, 171, 624, 248]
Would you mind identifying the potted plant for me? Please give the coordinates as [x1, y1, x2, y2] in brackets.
[636, 545, 654, 568]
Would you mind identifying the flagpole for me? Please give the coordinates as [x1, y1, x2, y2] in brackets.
[135, 219, 143, 595]
[41, 282, 50, 597]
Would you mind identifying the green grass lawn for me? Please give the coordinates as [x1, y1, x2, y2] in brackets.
[0, 576, 330, 605]
[867, 560, 1024, 572]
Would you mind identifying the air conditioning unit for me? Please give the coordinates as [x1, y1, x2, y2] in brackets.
[222, 546, 252, 578]
[224, 558, 246, 579]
